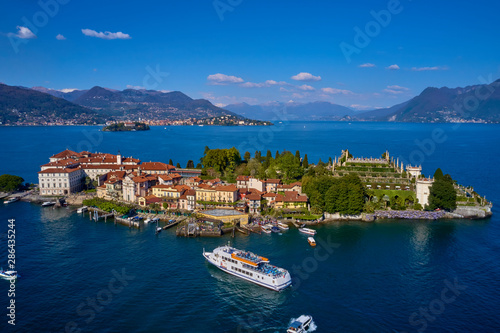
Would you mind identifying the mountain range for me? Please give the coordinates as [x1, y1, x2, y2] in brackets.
[1, 78, 500, 125]
[33, 86, 239, 120]
[224, 79, 500, 123]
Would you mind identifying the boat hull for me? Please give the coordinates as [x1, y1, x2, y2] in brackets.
[203, 251, 291, 292]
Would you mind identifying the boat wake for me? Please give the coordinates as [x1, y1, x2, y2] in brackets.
[288, 315, 317, 332]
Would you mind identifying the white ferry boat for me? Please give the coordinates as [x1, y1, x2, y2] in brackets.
[203, 245, 291, 291]
[298, 227, 316, 235]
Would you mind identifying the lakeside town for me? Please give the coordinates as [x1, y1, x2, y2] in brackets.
[1, 146, 492, 236]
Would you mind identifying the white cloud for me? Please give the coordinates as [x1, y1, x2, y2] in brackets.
[291, 72, 322, 81]
[359, 63, 375, 68]
[126, 85, 146, 90]
[385, 64, 400, 70]
[298, 84, 315, 91]
[240, 82, 265, 88]
[9, 26, 36, 39]
[384, 89, 404, 94]
[240, 79, 289, 88]
[411, 66, 448, 71]
[56, 34, 66, 40]
[384, 85, 409, 94]
[387, 85, 409, 91]
[207, 73, 244, 85]
[321, 87, 353, 95]
[81, 29, 131, 40]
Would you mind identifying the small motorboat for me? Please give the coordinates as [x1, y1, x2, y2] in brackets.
[287, 315, 313, 333]
[261, 224, 272, 234]
[41, 201, 56, 207]
[3, 197, 19, 204]
[308, 237, 316, 247]
[77, 206, 88, 213]
[144, 217, 152, 224]
[0, 269, 19, 280]
[271, 226, 280, 233]
[277, 222, 289, 231]
[155, 227, 162, 234]
[298, 227, 316, 236]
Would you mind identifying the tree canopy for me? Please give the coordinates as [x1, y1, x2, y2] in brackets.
[428, 172, 457, 211]
[0, 174, 24, 192]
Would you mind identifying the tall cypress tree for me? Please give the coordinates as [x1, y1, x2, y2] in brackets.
[303, 154, 309, 168]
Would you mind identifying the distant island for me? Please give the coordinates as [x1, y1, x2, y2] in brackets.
[103, 122, 150, 132]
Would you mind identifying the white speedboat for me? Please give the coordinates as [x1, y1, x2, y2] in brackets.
[3, 197, 19, 204]
[203, 245, 291, 291]
[77, 206, 88, 213]
[277, 222, 289, 231]
[287, 315, 313, 333]
[155, 227, 162, 234]
[0, 269, 19, 280]
[261, 224, 272, 234]
[41, 201, 56, 207]
[144, 217, 152, 224]
[298, 227, 316, 235]
[308, 237, 316, 247]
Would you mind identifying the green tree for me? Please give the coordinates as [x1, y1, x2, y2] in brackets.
[303, 154, 309, 168]
[169, 159, 173, 166]
[186, 160, 194, 168]
[244, 151, 251, 162]
[275, 150, 280, 159]
[176, 162, 181, 168]
[428, 174, 457, 211]
[295, 150, 301, 164]
[0, 174, 24, 192]
[433, 168, 444, 180]
[204, 146, 210, 155]
[196, 163, 202, 169]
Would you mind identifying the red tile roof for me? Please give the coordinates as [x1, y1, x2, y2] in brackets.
[215, 184, 238, 192]
[51, 149, 83, 159]
[246, 193, 261, 201]
[38, 167, 81, 174]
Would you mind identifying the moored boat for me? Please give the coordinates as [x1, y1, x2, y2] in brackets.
[308, 237, 316, 247]
[277, 222, 289, 230]
[298, 227, 316, 235]
[271, 226, 280, 233]
[287, 315, 313, 333]
[41, 201, 56, 207]
[77, 206, 88, 213]
[261, 224, 272, 234]
[144, 217, 152, 224]
[3, 197, 19, 204]
[203, 245, 291, 291]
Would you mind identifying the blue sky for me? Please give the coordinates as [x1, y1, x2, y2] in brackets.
[1, 0, 499, 109]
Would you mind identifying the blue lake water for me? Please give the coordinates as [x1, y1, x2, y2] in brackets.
[0, 122, 499, 332]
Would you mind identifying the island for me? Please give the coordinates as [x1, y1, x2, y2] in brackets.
[27, 147, 492, 232]
[102, 122, 150, 132]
